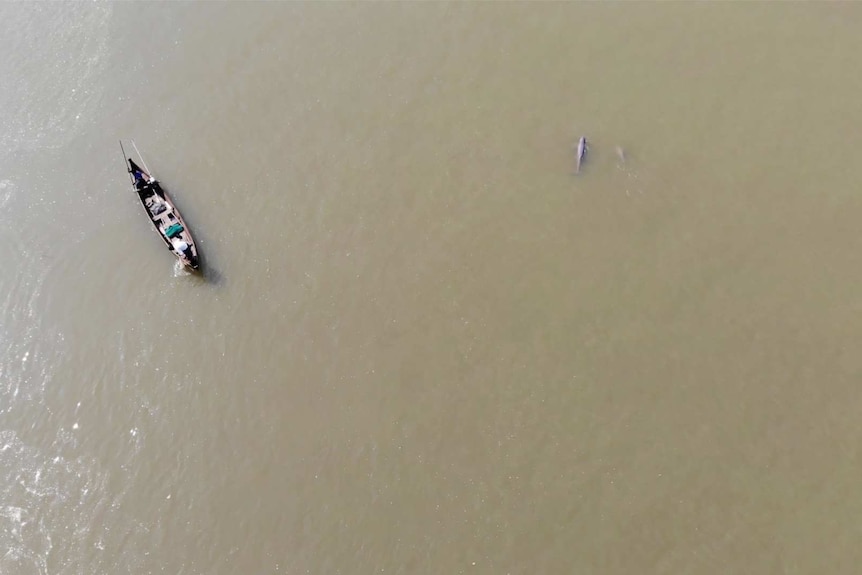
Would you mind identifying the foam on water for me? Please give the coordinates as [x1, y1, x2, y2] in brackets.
[0, 179, 14, 211]
[173, 259, 194, 278]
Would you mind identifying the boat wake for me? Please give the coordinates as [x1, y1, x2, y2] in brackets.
[615, 149, 643, 197]
[172, 260, 193, 278]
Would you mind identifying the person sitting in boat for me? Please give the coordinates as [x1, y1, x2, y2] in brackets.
[172, 237, 191, 256]
[131, 170, 149, 191]
[133, 170, 146, 190]
[129, 159, 153, 189]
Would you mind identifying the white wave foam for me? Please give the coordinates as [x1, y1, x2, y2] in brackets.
[0, 179, 13, 211]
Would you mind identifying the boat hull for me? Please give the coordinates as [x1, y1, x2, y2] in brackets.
[123, 147, 201, 270]
[133, 179, 200, 270]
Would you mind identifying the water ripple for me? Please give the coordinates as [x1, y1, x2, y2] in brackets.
[0, 2, 112, 155]
[0, 429, 113, 574]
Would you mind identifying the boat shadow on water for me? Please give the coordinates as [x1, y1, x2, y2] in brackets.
[197, 257, 225, 286]
[172, 260, 224, 287]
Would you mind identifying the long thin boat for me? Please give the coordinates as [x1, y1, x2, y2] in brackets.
[121, 141, 200, 270]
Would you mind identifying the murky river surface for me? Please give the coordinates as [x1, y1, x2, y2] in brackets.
[2, 3, 862, 573]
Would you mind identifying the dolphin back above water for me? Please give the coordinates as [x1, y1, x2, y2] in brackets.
[575, 136, 587, 173]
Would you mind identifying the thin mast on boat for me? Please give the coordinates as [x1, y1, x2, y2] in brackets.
[119, 140, 135, 184]
[131, 140, 153, 177]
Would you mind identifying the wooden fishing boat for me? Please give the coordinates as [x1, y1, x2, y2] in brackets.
[121, 142, 200, 270]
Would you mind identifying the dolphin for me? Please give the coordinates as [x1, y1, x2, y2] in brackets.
[575, 137, 587, 173]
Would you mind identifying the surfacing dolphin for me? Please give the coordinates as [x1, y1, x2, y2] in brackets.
[575, 136, 587, 174]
